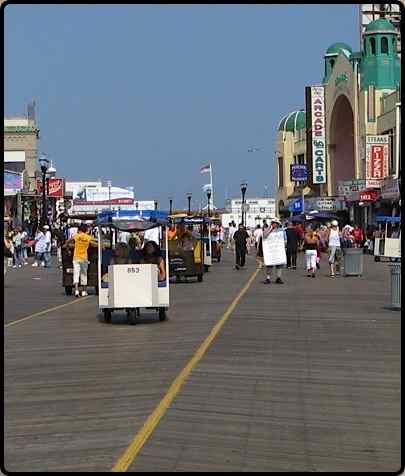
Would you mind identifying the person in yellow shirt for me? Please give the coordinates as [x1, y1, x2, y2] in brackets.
[64, 224, 98, 297]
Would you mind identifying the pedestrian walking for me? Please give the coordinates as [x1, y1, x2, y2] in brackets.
[233, 223, 249, 270]
[32, 227, 47, 267]
[293, 222, 304, 252]
[262, 217, 287, 284]
[53, 225, 65, 269]
[64, 224, 98, 297]
[326, 220, 342, 277]
[285, 221, 299, 269]
[255, 227, 265, 269]
[304, 226, 318, 277]
[21, 227, 29, 265]
[341, 224, 355, 248]
[6, 231, 15, 268]
[352, 224, 364, 248]
[4, 236, 13, 276]
[43, 225, 52, 268]
[227, 221, 237, 250]
[11, 227, 24, 268]
[253, 224, 262, 250]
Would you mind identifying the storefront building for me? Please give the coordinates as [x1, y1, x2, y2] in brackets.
[275, 17, 401, 227]
[4, 114, 40, 225]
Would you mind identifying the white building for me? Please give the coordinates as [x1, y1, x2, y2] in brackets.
[222, 197, 276, 229]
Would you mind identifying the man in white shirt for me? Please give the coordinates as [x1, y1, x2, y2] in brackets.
[227, 222, 237, 250]
[253, 225, 263, 250]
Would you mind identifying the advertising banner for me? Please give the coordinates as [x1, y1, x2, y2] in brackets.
[290, 164, 308, 182]
[4, 170, 23, 195]
[366, 135, 389, 180]
[311, 86, 327, 184]
[65, 181, 102, 200]
[380, 177, 400, 200]
[36, 178, 65, 198]
[83, 186, 134, 203]
[73, 197, 134, 205]
[305, 197, 338, 211]
[337, 179, 367, 200]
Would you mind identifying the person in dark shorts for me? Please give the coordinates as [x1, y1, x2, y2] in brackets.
[286, 221, 299, 269]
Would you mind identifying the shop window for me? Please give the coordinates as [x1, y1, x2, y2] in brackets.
[370, 37, 376, 55]
[330, 59, 335, 69]
[392, 37, 396, 51]
[381, 37, 389, 54]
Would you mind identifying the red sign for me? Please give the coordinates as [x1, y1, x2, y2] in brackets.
[36, 178, 66, 198]
[370, 145, 386, 178]
[366, 136, 389, 180]
[359, 190, 379, 202]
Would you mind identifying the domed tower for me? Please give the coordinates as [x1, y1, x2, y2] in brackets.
[361, 17, 400, 90]
[323, 42, 353, 83]
[278, 109, 306, 136]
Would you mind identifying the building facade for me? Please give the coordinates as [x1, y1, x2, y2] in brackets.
[222, 197, 276, 228]
[4, 113, 40, 224]
[275, 16, 401, 227]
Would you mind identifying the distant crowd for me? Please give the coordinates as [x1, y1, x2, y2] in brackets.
[225, 218, 399, 282]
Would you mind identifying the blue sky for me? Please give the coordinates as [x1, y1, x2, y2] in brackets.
[5, 4, 359, 209]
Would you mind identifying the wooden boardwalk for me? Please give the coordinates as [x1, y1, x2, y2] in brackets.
[4, 251, 401, 472]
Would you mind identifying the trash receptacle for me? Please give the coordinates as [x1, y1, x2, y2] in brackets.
[388, 263, 401, 310]
[343, 247, 363, 276]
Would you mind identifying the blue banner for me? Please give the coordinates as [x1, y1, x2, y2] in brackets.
[288, 197, 303, 213]
[290, 164, 308, 182]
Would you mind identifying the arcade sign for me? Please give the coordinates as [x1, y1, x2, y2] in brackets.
[311, 86, 327, 184]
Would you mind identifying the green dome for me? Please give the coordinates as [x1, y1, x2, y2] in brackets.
[365, 18, 396, 34]
[325, 42, 352, 58]
[278, 110, 306, 133]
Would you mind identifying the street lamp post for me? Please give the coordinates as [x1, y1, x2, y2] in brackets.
[39, 155, 50, 226]
[154, 200, 158, 210]
[206, 189, 212, 217]
[169, 198, 173, 215]
[240, 182, 247, 226]
[106, 180, 112, 210]
[186, 192, 192, 215]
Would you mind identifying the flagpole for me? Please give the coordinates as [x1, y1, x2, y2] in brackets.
[209, 163, 213, 211]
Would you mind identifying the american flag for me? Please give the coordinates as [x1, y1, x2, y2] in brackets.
[200, 164, 211, 174]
